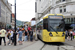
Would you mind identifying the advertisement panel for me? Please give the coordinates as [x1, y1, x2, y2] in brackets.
[31, 20, 36, 26]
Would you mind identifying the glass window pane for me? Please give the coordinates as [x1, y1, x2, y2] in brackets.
[71, 18, 73, 23]
[62, 0, 65, 2]
[64, 9, 66, 12]
[60, 9, 62, 13]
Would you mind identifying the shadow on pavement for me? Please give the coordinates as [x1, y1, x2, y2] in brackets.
[44, 42, 64, 46]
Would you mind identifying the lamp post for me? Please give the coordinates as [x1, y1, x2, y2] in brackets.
[35, 13, 43, 41]
[14, 0, 17, 46]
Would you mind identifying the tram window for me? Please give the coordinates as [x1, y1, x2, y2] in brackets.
[43, 23, 48, 29]
[43, 19, 48, 30]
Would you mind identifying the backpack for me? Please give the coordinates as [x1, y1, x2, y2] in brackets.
[28, 27, 31, 31]
[7, 33, 11, 39]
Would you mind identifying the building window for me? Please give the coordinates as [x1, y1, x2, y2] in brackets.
[60, 9, 62, 13]
[67, 18, 70, 23]
[71, 18, 74, 23]
[63, 6, 66, 12]
[64, 9, 66, 12]
[39, 0, 41, 1]
[56, 0, 66, 3]
[59, 6, 66, 13]
[65, 18, 67, 23]
[60, 0, 65, 2]
[62, 0, 65, 2]
[60, 7, 62, 13]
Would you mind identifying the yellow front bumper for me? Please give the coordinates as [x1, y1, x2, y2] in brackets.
[43, 37, 65, 42]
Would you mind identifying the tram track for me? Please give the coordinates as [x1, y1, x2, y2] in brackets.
[40, 44, 45, 50]
[40, 42, 75, 50]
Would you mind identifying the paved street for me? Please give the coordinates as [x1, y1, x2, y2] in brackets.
[64, 39, 75, 47]
[0, 40, 36, 50]
[0, 38, 75, 50]
[0, 34, 75, 50]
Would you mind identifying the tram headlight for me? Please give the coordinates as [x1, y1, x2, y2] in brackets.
[49, 32, 53, 36]
[62, 33, 65, 36]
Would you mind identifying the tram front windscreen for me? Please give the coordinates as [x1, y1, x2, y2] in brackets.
[48, 15, 65, 31]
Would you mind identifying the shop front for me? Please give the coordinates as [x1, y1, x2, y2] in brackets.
[65, 17, 75, 30]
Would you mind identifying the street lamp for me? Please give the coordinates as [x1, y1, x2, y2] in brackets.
[14, 0, 17, 46]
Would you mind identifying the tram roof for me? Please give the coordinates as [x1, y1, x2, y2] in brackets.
[43, 14, 64, 19]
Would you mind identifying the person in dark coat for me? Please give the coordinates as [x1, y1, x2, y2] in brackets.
[29, 29, 33, 41]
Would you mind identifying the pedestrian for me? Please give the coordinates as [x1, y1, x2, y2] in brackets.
[0, 29, 1, 45]
[23, 29, 29, 41]
[7, 29, 12, 45]
[17, 27, 20, 32]
[29, 29, 33, 41]
[18, 29, 23, 45]
[28, 26, 31, 32]
[25, 25, 28, 30]
[22, 27, 25, 33]
[72, 31, 75, 39]
[70, 29, 73, 41]
[73, 29, 75, 39]
[67, 29, 70, 41]
[10, 29, 14, 45]
[22, 27, 25, 41]
[65, 29, 68, 39]
[0, 27, 6, 46]
[27, 26, 31, 40]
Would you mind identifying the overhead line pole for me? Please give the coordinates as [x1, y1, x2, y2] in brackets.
[14, 0, 17, 46]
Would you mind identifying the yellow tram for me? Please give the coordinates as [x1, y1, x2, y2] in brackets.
[37, 14, 65, 42]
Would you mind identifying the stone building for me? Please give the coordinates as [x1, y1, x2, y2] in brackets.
[0, 0, 12, 28]
[11, 13, 15, 29]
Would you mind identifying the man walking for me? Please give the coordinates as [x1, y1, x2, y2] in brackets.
[0, 27, 6, 46]
[18, 29, 23, 45]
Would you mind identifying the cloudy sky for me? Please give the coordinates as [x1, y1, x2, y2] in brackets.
[8, 0, 35, 22]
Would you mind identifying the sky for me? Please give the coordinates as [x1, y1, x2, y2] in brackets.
[8, 0, 35, 22]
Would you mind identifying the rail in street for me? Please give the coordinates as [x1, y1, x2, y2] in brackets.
[40, 43, 75, 50]
[40, 40, 75, 50]
[0, 39, 75, 50]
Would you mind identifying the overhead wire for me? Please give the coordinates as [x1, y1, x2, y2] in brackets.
[16, 0, 33, 6]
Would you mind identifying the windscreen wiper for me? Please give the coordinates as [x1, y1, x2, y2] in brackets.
[50, 26, 58, 34]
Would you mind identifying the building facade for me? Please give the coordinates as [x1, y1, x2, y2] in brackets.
[0, 0, 12, 28]
[11, 13, 15, 29]
[35, 0, 75, 28]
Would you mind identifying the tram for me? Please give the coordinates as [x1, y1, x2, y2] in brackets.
[37, 14, 65, 42]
